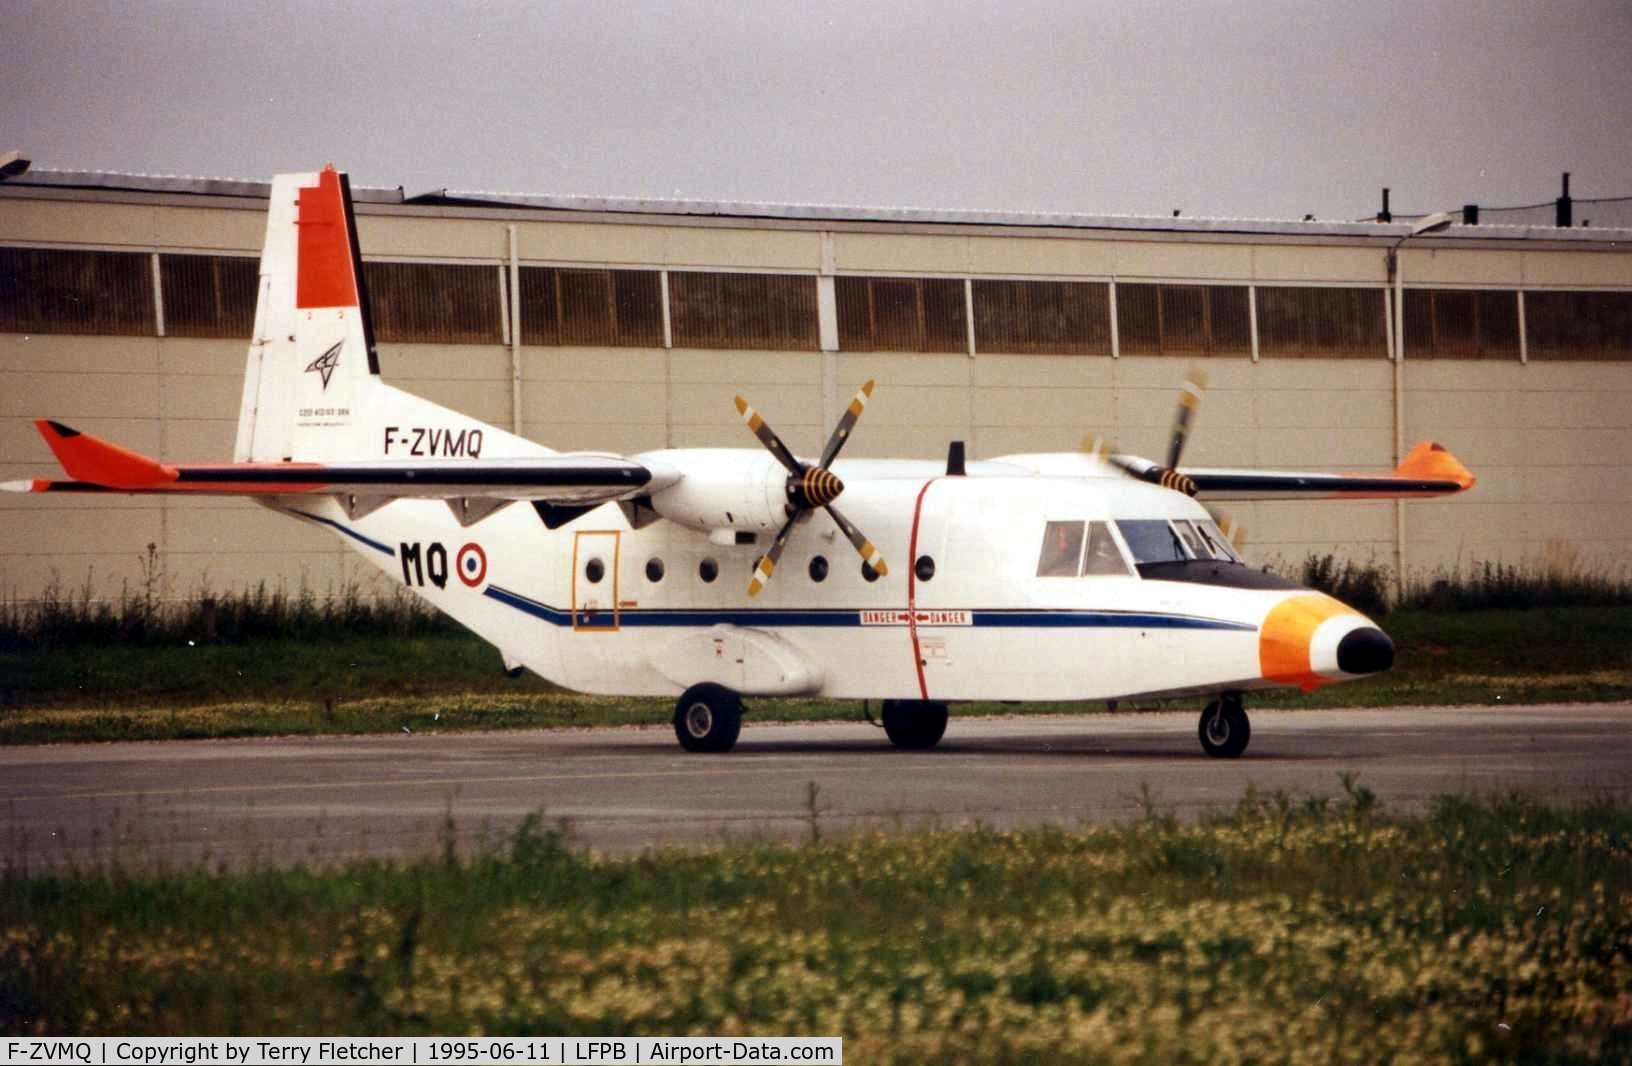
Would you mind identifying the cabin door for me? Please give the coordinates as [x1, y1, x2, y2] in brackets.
[571, 530, 621, 631]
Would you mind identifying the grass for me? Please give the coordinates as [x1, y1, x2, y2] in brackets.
[2, 789, 1629, 1061]
[1, 606, 1627, 745]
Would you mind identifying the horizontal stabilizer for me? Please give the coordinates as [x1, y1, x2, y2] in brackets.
[18, 421, 678, 505]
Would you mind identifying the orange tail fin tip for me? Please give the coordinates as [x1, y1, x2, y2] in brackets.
[1394, 441, 1476, 491]
[34, 420, 177, 488]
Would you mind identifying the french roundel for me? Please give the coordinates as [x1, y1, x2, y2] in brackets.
[456, 543, 487, 587]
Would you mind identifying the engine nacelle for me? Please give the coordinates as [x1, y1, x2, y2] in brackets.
[634, 448, 792, 532]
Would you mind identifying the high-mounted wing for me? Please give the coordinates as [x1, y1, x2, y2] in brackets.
[1112, 440, 1476, 501]
[2, 420, 677, 507]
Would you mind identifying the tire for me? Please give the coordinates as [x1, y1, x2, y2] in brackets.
[673, 683, 744, 753]
[1198, 696, 1250, 758]
[882, 700, 949, 750]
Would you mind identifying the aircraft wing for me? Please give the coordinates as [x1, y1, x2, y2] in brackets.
[1159, 441, 1476, 501]
[1, 420, 676, 506]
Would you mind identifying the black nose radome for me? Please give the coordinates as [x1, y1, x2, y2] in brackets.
[1337, 627, 1395, 675]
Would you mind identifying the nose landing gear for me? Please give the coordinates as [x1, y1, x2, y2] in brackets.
[1199, 694, 1250, 758]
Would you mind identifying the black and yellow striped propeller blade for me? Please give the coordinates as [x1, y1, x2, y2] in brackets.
[819, 380, 875, 469]
[747, 513, 800, 597]
[734, 395, 803, 477]
[1166, 366, 1208, 470]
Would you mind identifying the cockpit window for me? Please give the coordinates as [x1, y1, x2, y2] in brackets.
[1194, 520, 1243, 563]
[1036, 521, 1085, 577]
[1083, 521, 1133, 576]
[1172, 520, 1207, 559]
[1115, 520, 1192, 565]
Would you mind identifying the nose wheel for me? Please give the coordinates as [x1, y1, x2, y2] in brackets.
[1199, 694, 1250, 758]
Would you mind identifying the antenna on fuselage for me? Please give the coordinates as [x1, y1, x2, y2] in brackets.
[946, 441, 966, 476]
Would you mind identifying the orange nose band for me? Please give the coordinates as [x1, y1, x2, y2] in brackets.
[1259, 593, 1358, 690]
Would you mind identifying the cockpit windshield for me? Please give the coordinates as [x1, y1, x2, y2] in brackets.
[1116, 520, 1191, 565]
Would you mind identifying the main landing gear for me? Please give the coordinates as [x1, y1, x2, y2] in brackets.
[673, 683, 744, 753]
[1199, 693, 1250, 758]
[882, 699, 949, 750]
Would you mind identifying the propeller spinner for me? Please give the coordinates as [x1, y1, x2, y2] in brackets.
[734, 380, 888, 596]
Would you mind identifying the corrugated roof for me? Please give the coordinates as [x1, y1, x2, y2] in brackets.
[4, 167, 1630, 243]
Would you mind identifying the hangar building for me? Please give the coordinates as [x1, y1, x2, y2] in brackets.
[2, 168, 1630, 604]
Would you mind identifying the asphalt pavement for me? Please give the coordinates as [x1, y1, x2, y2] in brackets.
[2, 703, 1628, 869]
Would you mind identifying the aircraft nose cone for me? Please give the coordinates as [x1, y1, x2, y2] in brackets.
[1336, 626, 1394, 675]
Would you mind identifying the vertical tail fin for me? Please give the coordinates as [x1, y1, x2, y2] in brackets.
[234, 167, 380, 462]
[233, 167, 549, 463]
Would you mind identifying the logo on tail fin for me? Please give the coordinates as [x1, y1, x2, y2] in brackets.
[305, 341, 343, 390]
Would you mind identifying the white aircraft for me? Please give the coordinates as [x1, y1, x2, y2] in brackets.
[5, 168, 1475, 757]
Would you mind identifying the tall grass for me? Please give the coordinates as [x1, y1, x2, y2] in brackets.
[1, 544, 452, 652]
[1283, 540, 1632, 614]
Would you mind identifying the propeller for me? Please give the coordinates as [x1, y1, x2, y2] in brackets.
[1085, 367, 1248, 553]
[735, 380, 888, 596]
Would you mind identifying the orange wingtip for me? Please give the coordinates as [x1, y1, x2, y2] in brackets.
[1395, 441, 1476, 491]
[34, 420, 178, 488]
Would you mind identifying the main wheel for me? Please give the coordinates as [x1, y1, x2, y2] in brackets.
[673, 683, 744, 753]
[1198, 696, 1250, 758]
[882, 700, 949, 750]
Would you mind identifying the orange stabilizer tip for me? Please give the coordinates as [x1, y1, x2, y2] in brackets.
[1395, 441, 1476, 491]
[34, 420, 178, 488]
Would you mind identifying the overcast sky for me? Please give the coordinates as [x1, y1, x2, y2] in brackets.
[4, 1, 1630, 221]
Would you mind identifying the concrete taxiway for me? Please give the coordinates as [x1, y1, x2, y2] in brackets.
[1, 703, 1627, 869]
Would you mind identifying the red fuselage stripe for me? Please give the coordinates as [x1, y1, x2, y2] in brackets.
[906, 477, 940, 700]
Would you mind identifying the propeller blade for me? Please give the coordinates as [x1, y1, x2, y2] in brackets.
[734, 395, 803, 477]
[746, 512, 800, 597]
[823, 502, 888, 576]
[1080, 434, 1115, 461]
[818, 379, 875, 469]
[1166, 367, 1208, 470]
[1209, 509, 1247, 553]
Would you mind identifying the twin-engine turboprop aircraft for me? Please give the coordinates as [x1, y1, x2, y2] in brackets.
[5, 167, 1475, 757]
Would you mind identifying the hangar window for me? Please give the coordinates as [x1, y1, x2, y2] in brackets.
[1255, 286, 1388, 358]
[1036, 521, 1086, 577]
[160, 254, 258, 338]
[836, 276, 967, 352]
[519, 267, 663, 347]
[363, 261, 503, 344]
[1403, 289, 1520, 359]
[1116, 284, 1251, 357]
[0, 246, 154, 336]
[668, 271, 819, 350]
[973, 280, 1111, 355]
[1523, 290, 1632, 361]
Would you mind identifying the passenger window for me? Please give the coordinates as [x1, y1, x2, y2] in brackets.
[1036, 521, 1085, 577]
[1115, 520, 1190, 565]
[1082, 521, 1132, 576]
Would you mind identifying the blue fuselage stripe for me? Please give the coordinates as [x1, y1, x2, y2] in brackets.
[482, 584, 1255, 633]
[288, 509, 396, 557]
